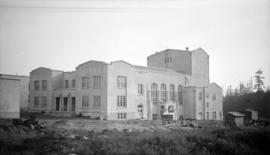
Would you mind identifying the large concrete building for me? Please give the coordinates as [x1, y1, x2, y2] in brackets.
[29, 48, 223, 120]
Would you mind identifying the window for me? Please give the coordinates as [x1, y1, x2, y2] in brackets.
[178, 85, 183, 105]
[138, 84, 143, 95]
[63, 97, 68, 111]
[117, 76, 127, 88]
[71, 97, 76, 112]
[151, 83, 158, 104]
[206, 93, 209, 99]
[160, 105, 165, 114]
[34, 81, 39, 90]
[93, 96, 101, 107]
[152, 114, 158, 120]
[82, 96, 89, 111]
[72, 79, 76, 88]
[93, 76, 101, 89]
[34, 96, 39, 107]
[206, 102, 209, 108]
[168, 105, 174, 113]
[138, 105, 143, 112]
[65, 80, 69, 88]
[117, 96, 126, 107]
[160, 83, 167, 102]
[41, 96, 47, 107]
[82, 77, 89, 89]
[164, 57, 172, 63]
[213, 112, 216, 120]
[42, 80, 47, 90]
[199, 92, 202, 100]
[212, 94, 216, 100]
[206, 112, 209, 120]
[199, 112, 202, 119]
[220, 112, 222, 120]
[170, 84, 175, 101]
[117, 113, 127, 119]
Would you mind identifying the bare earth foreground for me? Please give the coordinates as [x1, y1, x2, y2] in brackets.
[0, 115, 270, 155]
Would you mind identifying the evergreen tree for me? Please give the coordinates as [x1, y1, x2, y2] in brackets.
[226, 85, 233, 96]
[254, 69, 265, 92]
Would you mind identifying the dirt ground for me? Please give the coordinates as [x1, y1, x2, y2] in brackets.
[0, 115, 269, 155]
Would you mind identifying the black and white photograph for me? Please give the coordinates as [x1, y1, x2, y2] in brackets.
[0, 0, 270, 154]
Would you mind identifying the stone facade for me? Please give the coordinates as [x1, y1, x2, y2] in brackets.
[0, 77, 20, 118]
[29, 48, 223, 120]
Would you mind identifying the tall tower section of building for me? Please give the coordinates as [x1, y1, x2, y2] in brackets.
[147, 48, 209, 87]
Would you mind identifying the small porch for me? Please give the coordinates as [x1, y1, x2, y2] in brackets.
[53, 91, 76, 113]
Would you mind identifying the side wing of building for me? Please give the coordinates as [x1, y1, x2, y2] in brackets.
[183, 83, 223, 120]
[29, 62, 108, 119]
[106, 61, 190, 120]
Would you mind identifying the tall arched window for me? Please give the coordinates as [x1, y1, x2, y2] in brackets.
[160, 83, 167, 102]
[151, 83, 158, 104]
[178, 85, 183, 105]
[170, 84, 175, 101]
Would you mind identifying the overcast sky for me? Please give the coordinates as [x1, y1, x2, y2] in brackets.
[0, 0, 269, 90]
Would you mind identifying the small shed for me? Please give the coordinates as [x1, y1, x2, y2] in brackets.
[241, 109, 258, 121]
[225, 112, 245, 127]
[0, 77, 20, 118]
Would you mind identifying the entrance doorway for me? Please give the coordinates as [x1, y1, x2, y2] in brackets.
[56, 97, 60, 111]
[138, 105, 143, 119]
[63, 97, 68, 111]
[71, 97, 76, 112]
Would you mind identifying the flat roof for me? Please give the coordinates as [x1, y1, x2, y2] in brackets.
[227, 112, 245, 117]
[0, 77, 20, 81]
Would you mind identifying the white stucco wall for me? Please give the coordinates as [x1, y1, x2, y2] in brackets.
[191, 48, 209, 87]
[0, 78, 20, 118]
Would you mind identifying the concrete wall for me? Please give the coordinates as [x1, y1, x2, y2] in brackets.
[183, 83, 223, 120]
[147, 49, 192, 75]
[0, 78, 20, 118]
[107, 61, 188, 120]
[29, 62, 108, 119]
[204, 83, 223, 120]
[195, 88, 204, 120]
[29, 67, 54, 112]
[147, 48, 210, 87]
[75, 61, 108, 119]
[0, 74, 29, 111]
[183, 87, 196, 119]
[191, 49, 209, 87]
[183, 87, 204, 120]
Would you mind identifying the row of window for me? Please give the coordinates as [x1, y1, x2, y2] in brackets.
[151, 83, 183, 104]
[34, 80, 47, 90]
[65, 79, 76, 88]
[82, 96, 101, 108]
[160, 105, 175, 113]
[34, 76, 102, 90]
[34, 96, 47, 107]
[82, 76, 101, 89]
[205, 111, 222, 120]
[117, 113, 127, 119]
[199, 92, 216, 101]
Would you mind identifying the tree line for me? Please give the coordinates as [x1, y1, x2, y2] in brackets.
[223, 69, 270, 119]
